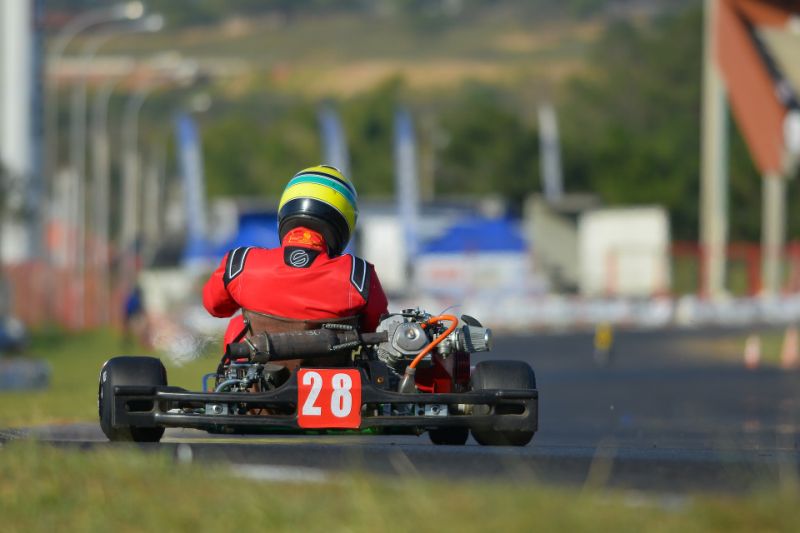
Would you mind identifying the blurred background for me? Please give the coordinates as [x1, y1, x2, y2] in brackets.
[1, 0, 800, 345]
[3, 2, 800, 509]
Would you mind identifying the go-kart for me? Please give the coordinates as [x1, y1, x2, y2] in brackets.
[98, 309, 538, 446]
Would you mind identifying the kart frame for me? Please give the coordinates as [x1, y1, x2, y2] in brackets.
[111, 368, 539, 434]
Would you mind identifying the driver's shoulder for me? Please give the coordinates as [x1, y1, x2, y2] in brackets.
[221, 246, 273, 283]
[329, 252, 369, 269]
[332, 253, 372, 299]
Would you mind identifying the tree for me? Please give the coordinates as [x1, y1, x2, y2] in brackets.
[202, 102, 319, 198]
[435, 83, 538, 207]
[559, 6, 762, 241]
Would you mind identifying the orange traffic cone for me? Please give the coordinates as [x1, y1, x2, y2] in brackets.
[780, 326, 799, 370]
[744, 334, 761, 370]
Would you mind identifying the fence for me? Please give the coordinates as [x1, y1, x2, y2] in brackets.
[7, 240, 800, 330]
[669, 241, 800, 298]
[2, 259, 127, 330]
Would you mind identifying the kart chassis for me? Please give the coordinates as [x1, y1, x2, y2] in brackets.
[112, 368, 538, 434]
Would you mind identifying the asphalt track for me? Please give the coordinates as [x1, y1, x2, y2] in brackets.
[3, 327, 800, 492]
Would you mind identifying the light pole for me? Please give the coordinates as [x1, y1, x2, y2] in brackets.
[119, 55, 197, 293]
[44, 1, 144, 326]
[141, 89, 210, 268]
[91, 74, 126, 324]
[121, 85, 154, 273]
[69, 14, 165, 196]
[46, 2, 143, 177]
[141, 140, 167, 265]
[67, 14, 164, 327]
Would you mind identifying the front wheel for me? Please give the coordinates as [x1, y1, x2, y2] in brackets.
[470, 360, 537, 446]
[99, 356, 167, 442]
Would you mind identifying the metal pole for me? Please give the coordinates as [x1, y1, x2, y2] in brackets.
[69, 33, 119, 328]
[700, 0, 729, 299]
[142, 141, 166, 265]
[120, 85, 154, 291]
[70, 17, 163, 327]
[45, 2, 144, 180]
[62, 166, 80, 327]
[761, 174, 786, 296]
[45, 2, 144, 327]
[90, 75, 124, 323]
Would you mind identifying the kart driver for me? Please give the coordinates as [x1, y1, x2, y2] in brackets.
[202, 165, 389, 370]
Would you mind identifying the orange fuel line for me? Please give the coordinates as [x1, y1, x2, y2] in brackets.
[407, 314, 459, 370]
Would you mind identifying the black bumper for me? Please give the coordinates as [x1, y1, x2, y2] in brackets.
[112, 371, 538, 434]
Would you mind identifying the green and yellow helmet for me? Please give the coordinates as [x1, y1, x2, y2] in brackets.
[277, 165, 358, 256]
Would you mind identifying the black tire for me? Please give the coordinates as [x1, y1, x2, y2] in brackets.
[470, 360, 536, 446]
[98, 356, 167, 443]
[428, 427, 469, 445]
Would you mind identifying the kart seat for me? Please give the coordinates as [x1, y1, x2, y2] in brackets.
[241, 309, 360, 372]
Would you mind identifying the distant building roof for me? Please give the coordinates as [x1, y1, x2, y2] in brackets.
[420, 216, 527, 254]
[212, 211, 280, 255]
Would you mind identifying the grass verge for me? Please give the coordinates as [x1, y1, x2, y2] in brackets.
[0, 328, 220, 428]
[2, 330, 800, 530]
[1, 442, 799, 532]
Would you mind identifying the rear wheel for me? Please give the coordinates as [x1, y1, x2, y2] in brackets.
[99, 356, 166, 442]
[470, 360, 536, 446]
[428, 427, 469, 445]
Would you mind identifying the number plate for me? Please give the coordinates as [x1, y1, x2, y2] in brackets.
[297, 369, 362, 429]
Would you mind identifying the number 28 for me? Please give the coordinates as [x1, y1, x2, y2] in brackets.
[301, 371, 354, 418]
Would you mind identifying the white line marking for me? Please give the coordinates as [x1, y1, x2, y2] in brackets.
[229, 463, 329, 483]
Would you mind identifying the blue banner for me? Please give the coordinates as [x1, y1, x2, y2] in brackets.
[318, 104, 350, 177]
[538, 103, 564, 204]
[393, 108, 420, 273]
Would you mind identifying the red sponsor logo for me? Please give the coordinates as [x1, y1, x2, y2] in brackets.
[284, 228, 325, 251]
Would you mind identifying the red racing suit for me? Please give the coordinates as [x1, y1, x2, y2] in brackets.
[203, 227, 389, 346]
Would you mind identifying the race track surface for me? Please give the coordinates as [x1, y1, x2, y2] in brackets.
[4, 328, 800, 491]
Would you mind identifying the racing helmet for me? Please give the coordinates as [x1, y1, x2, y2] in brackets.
[278, 165, 358, 256]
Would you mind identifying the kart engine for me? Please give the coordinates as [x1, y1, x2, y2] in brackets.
[374, 310, 492, 371]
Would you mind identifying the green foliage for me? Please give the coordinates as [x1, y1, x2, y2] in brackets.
[559, 6, 764, 241]
[202, 99, 320, 198]
[196, 78, 540, 206]
[436, 83, 539, 204]
[342, 78, 405, 196]
[561, 10, 705, 239]
[98, 1, 775, 243]
[198, 80, 431, 199]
